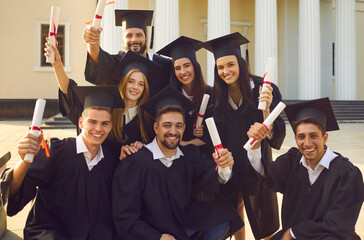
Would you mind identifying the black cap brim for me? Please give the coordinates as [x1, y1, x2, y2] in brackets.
[115, 9, 153, 31]
[199, 32, 249, 60]
[142, 85, 195, 118]
[73, 86, 124, 111]
[157, 36, 202, 62]
[285, 97, 339, 132]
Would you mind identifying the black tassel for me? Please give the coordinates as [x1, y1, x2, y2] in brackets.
[245, 47, 250, 67]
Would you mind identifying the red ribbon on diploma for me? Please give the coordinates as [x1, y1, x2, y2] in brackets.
[49, 18, 58, 47]
[214, 143, 223, 171]
[31, 126, 50, 157]
[95, 14, 102, 19]
[249, 123, 269, 146]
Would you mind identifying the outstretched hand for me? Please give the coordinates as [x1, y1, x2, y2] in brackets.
[247, 122, 272, 149]
[83, 26, 102, 45]
[44, 37, 62, 67]
[212, 148, 234, 169]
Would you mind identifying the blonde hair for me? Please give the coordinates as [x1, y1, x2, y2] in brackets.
[110, 69, 153, 144]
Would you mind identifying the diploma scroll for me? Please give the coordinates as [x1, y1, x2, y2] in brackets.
[244, 102, 286, 151]
[46, 6, 60, 63]
[205, 117, 232, 175]
[258, 57, 276, 110]
[24, 99, 47, 163]
[195, 94, 210, 128]
[92, 0, 106, 29]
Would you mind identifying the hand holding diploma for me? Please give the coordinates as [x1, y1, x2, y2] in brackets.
[258, 57, 276, 111]
[24, 99, 47, 163]
[244, 102, 286, 151]
[206, 117, 232, 175]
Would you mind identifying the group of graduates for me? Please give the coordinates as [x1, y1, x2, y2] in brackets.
[1, 9, 364, 240]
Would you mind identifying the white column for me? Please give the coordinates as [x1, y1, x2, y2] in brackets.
[255, 0, 278, 85]
[335, 0, 356, 100]
[299, 0, 321, 99]
[207, 0, 230, 86]
[100, 0, 128, 53]
[154, 0, 179, 52]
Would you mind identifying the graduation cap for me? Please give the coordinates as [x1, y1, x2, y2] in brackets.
[73, 86, 124, 112]
[115, 9, 153, 32]
[285, 97, 339, 132]
[142, 85, 195, 118]
[112, 50, 163, 85]
[199, 32, 249, 60]
[157, 36, 202, 62]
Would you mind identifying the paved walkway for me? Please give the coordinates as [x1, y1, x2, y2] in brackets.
[0, 120, 363, 239]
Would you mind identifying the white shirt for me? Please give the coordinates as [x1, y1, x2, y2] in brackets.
[124, 105, 137, 124]
[227, 79, 255, 110]
[76, 134, 104, 171]
[182, 88, 194, 116]
[147, 51, 154, 61]
[145, 138, 232, 183]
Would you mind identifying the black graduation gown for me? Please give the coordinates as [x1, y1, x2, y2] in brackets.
[58, 79, 155, 158]
[84, 47, 171, 97]
[181, 86, 214, 155]
[268, 147, 364, 240]
[214, 77, 286, 239]
[7, 138, 119, 240]
[112, 144, 244, 240]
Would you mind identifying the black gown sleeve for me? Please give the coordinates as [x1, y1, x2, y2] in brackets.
[112, 157, 162, 240]
[7, 139, 64, 216]
[58, 79, 83, 128]
[84, 47, 124, 85]
[292, 164, 364, 239]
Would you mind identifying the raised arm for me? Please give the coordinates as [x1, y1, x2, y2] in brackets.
[83, 26, 101, 66]
[44, 41, 69, 94]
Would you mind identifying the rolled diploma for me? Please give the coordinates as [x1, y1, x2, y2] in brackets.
[46, 6, 60, 63]
[258, 57, 276, 110]
[92, 0, 106, 29]
[195, 94, 210, 128]
[24, 99, 47, 163]
[244, 101, 286, 151]
[205, 118, 231, 175]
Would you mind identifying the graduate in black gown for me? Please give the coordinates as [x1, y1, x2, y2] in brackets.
[200, 32, 286, 240]
[247, 98, 364, 240]
[113, 86, 244, 240]
[83, 9, 171, 97]
[4, 86, 122, 240]
[46, 44, 156, 159]
[157, 36, 214, 155]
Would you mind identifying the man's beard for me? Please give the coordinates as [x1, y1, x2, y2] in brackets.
[160, 134, 181, 150]
[128, 42, 147, 55]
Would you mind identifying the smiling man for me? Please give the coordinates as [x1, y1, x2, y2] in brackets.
[112, 86, 243, 240]
[247, 98, 364, 240]
[3, 86, 122, 240]
[83, 9, 171, 96]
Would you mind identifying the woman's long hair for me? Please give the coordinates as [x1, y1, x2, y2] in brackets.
[170, 58, 208, 113]
[213, 54, 254, 121]
[110, 69, 153, 144]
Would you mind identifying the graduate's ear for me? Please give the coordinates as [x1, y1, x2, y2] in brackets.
[78, 117, 84, 129]
[154, 122, 158, 135]
[323, 132, 328, 145]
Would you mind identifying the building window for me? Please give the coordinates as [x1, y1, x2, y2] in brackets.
[34, 20, 71, 72]
[40, 24, 65, 67]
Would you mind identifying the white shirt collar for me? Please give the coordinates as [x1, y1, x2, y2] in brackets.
[145, 137, 184, 167]
[228, 79, 255, 110]
[147, 51, 154, 61]
[182, 88, 194, 101]
[76, 134, 104, 171]
[124, 105, 138, 124]
[299, 147, 337, 170]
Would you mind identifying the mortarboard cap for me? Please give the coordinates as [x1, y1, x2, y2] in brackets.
[73, 86, 123, 112]
[199, 32, 249, 60]
[115, 9, 153, 32]
[142, 85, 195, 118]
[157, 36, 202, 62]
[111, 50, 163, 87]
[285, 97, 339, 132]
